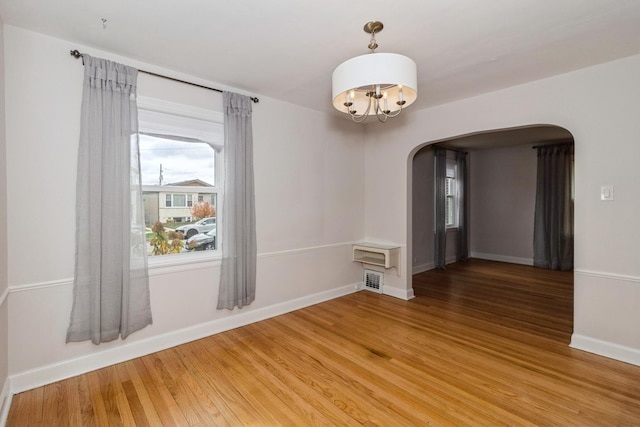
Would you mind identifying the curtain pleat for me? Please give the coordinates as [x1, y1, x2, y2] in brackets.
[456, 151, 469, 262]
[67, 55, 152, 344]
[434, 147, 447, 269]
[533, 143, 574, 270]
[218, 92, 256, 310]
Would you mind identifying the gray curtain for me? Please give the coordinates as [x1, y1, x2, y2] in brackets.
[533, 143, 574, 270]
[434, 147, 447, 269]
[67, 55, 152, 344]
[456, 151, 469, 262]
[218, 92, 257, 310]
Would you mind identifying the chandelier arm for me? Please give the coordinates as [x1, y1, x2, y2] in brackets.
[344, 88, 407, 123]
[347, 93, 373, 123]
[350, 109, 371, 123]
[377, 99, 404, 119]
[373, 98, 389, 122]
[381, 109, 403, 119]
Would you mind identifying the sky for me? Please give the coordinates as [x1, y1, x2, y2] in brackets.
[139, 134, 215, 186]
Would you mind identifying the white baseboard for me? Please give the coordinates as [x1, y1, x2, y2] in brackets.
[411, 255, 462, 275]
[470, 252, 533, 266]
[9, 283, 359, 394]
[354, 281, 414, 301]
[412, 261, 434, 275]
[570, 334, 640, 367]
[0, 376, 11, 427]
[383, 285, 415, 301]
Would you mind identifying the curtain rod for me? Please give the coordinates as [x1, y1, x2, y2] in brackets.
[69, 49, 259, 103]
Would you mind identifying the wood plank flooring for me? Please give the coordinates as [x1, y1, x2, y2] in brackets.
[7, 259, 640, 426]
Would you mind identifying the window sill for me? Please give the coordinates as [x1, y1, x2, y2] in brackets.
[147, 250, 221, 276]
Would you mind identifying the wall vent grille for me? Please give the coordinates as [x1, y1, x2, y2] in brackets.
[363, 269, 384, 294]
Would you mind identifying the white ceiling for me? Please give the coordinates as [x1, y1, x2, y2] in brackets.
[1, 0, 640, 118]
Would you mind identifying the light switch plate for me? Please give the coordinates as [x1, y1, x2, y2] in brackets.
[600, 185, 614, 201]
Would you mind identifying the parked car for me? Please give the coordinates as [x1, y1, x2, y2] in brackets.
[185, 228, 216, 251]
[175, 217, 216, 238]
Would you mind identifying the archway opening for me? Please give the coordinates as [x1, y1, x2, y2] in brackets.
[408, 124, 575, 340]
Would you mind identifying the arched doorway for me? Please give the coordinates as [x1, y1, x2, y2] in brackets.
[408, 124, 575, 338]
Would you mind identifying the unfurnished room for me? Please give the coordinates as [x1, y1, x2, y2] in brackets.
[0, 1, 639, 425]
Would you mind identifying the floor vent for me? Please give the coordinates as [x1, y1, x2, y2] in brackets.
[363, 269, 384, 294]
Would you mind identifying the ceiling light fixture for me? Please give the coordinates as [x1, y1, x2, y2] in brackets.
[332, 21, 418, 123]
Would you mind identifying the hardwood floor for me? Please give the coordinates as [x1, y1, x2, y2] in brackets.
[7, 259, 640, 426]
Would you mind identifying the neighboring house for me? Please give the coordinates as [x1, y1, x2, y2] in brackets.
[142, 179, 216, 224]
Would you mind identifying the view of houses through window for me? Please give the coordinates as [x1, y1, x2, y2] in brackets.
[138, 106, 222, 256]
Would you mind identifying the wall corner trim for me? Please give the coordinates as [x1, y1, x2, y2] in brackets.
[0, 287, 7, 307]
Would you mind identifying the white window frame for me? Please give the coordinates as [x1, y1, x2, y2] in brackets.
[138, 96, 224, 266]
[445, 159, 458, 229]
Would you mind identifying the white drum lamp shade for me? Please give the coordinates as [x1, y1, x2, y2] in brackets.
[332, 52, 418, 114]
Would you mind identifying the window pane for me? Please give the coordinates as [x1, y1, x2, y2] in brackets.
[445, 177, 454, 196]
[446, 197, 454, 226]
[139, 135, 215, 186]
[139, 134, 218, 257]
[173, 194, 186, 207]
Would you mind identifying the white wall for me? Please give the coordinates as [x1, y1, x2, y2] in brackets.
[411, 147, 434, 273]
[365, 53, 640, 365]
[0, 15, 10, 424]
[4, 26, 366, 392]
[469, 144, 537, 264]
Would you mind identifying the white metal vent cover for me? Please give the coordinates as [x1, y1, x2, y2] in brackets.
[363, 269, 384, 294]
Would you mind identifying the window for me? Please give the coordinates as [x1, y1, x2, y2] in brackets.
[138, 98, 223, 257]
[445, 160, 458, 229]
[167, 194, 187, 207]
[164, 193, 196, 208]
